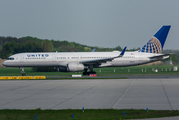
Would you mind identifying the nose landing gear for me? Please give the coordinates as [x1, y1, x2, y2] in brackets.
[20, 67, 26, 76]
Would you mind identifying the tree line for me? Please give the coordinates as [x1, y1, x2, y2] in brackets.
[0, 36, 138, 59]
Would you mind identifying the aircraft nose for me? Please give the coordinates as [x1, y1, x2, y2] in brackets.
[2, 61, 7, 66]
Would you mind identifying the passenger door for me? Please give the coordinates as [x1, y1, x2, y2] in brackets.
[20, 55, 24, 62]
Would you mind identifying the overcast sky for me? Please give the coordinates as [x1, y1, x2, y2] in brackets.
[0, 0, 178, 49]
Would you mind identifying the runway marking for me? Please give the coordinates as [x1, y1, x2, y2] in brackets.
[111, 79, 136, 108]
[50, 80, 107, 109]
[160, 79, 173, 110]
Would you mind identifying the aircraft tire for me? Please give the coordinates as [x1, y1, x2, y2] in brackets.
[22, 73, 26, 76]
[83, 72, 87, 75]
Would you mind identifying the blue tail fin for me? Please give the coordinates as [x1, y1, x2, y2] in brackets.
[138, 25, 171, 53]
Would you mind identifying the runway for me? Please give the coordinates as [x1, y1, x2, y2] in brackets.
[0, 78, 179, 110]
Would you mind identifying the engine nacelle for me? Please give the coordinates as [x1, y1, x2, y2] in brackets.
[67, 62, 85, 72]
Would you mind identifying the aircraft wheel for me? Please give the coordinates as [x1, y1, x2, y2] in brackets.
[90, 71, 96, 74]
[83, 72, 87, 75]
[22, 73, 26, 76]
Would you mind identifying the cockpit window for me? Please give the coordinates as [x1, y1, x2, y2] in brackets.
[7, 58, 14, 60]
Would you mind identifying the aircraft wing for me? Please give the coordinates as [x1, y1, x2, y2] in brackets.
[80, 47, 127, 65]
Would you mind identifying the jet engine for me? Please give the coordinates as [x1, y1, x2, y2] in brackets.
[67, 62, 85, 72]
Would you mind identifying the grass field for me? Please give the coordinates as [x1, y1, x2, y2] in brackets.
[0, 65, 178, 77]
[0, 109, 179, 120]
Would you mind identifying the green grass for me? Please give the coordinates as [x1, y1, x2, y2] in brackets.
[96, 65, 179, 75]
[0, 65, 179, 77]
[0, 109, 179, 120]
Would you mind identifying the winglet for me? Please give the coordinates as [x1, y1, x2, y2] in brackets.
[120, 46, 127, 56]
[115, 46, 127, 58]
[92, 49, 96, 52]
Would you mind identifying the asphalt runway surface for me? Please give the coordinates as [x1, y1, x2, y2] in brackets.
[0, 78, 179, 110]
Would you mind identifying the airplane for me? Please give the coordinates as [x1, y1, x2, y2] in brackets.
[3, 25, 171, 76]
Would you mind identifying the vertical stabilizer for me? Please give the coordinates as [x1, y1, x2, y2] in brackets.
[138, 25, 171, 53]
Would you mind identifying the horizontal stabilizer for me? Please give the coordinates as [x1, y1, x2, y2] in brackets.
[149, 53, 173, 59]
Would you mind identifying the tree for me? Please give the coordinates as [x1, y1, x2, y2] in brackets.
[1, 42, 15, 58]
[84, 47, 92, 52]
[0, 45, 2, 52]
[42, 40, 52, 52]
[114, 46, 122, 51]
[170, 54, 179, 64]
[69, 42, 75, 48]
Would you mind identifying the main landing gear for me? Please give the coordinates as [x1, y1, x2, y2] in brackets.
[82, 66, 96, 75]
[20, 67, 26, 76]
[82, 70, 96, 75]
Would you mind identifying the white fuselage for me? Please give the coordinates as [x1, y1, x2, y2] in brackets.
[3, 51, 167, 68]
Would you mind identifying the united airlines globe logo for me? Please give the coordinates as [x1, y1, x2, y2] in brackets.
[139, 37, 162, 53]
